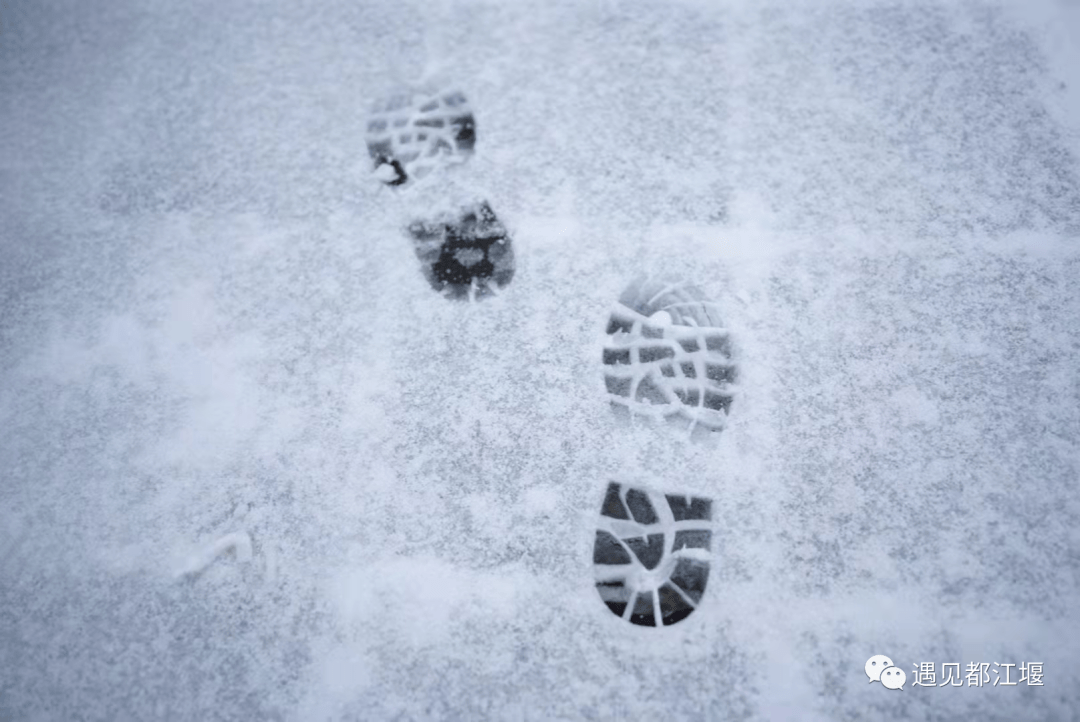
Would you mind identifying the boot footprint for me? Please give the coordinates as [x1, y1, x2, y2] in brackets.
[365, 87, 476, 186]
[407, 201, 515, 301]
[603, 277, 737, 432]
[593, 482, 713, 627]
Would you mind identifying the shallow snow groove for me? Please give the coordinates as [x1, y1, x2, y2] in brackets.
[175, 532, 254, 578]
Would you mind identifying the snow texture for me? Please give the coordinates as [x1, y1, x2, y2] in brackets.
[2, 0, 1080, 720]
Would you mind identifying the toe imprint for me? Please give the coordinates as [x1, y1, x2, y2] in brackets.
[603, 277, 737, 432]
[365, 88, 476, 186]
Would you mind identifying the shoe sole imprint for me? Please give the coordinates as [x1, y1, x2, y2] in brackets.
[407, 201, 515, 300]
[593, 482, 712, 627]
[365, 88, 476, 186]
[602, 278, 737, 432]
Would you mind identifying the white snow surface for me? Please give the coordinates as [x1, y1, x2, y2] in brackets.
[2, 0, 1080, 720]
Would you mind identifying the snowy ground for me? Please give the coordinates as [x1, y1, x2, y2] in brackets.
[2, 0, 1080, 720]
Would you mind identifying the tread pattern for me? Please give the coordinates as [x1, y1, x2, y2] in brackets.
[593, 482, 713, 627]
[407, 201, 515, 300]
[365, 89, 476, 186]
[603, 278, 737, 432]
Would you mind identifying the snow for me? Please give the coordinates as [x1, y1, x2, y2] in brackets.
[2, 0, 1079, 719]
